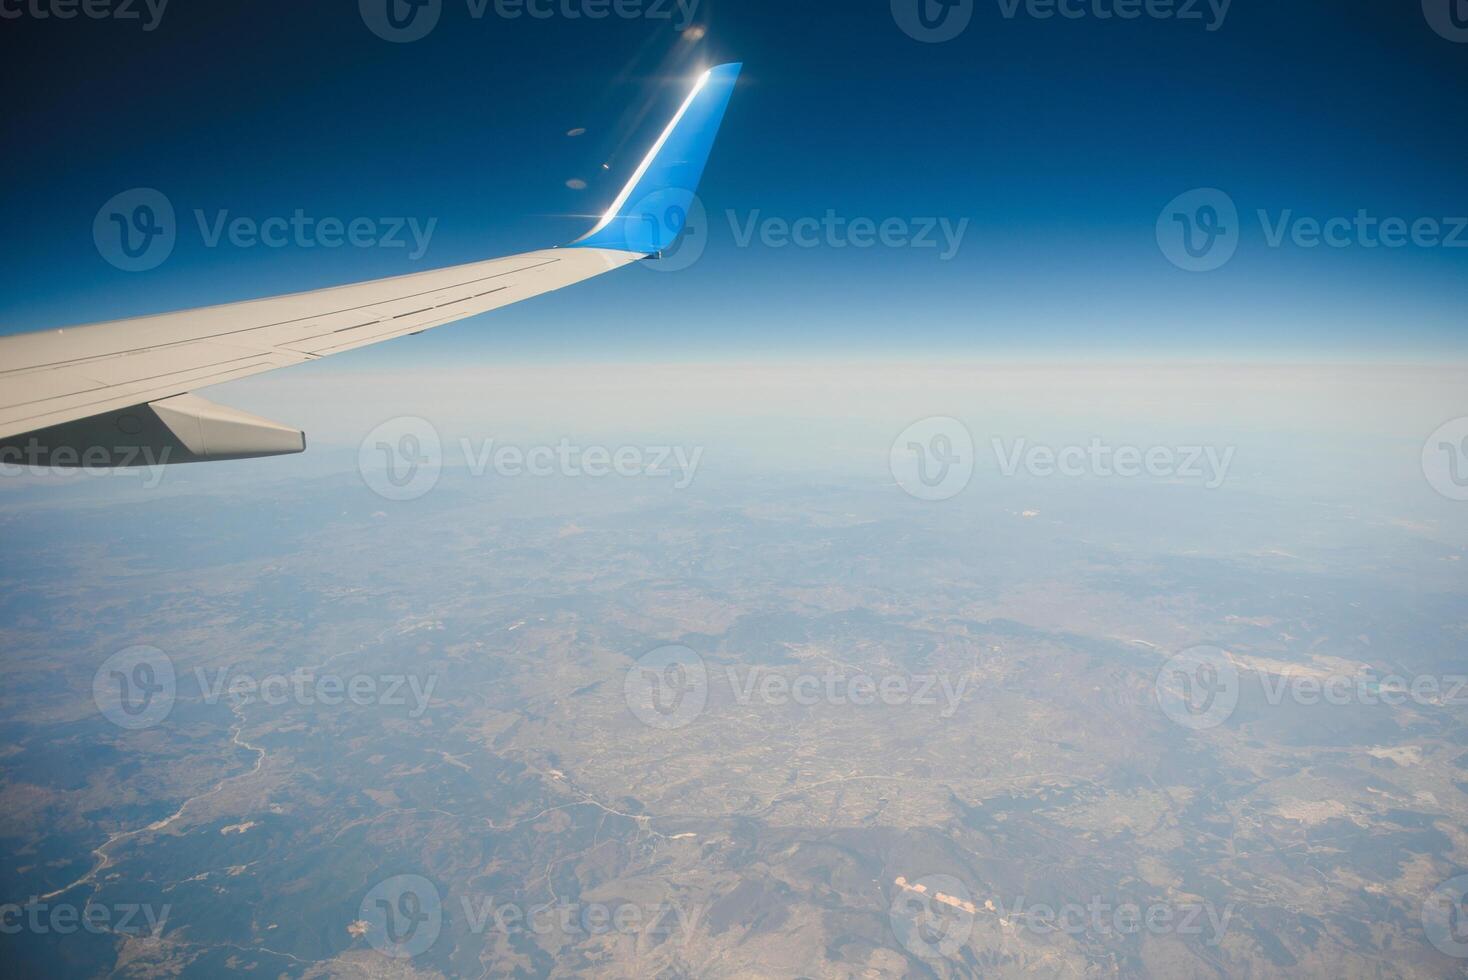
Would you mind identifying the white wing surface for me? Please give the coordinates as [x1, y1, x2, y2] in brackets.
[0, 63, 741, 466]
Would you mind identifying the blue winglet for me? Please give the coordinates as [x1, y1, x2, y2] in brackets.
[569, 62, 741, 254]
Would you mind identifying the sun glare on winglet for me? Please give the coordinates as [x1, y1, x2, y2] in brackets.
[570, 63, 741, 256]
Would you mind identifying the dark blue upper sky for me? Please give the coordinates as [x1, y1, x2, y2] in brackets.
[3, 0, 1464, 360]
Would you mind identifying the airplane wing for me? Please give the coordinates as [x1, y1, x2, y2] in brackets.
[0, 63, 741, 467]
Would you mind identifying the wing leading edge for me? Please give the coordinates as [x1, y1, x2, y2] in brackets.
[0, 63, 742, 467]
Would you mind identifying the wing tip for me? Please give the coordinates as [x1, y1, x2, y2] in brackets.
[569, 61, 742, 253]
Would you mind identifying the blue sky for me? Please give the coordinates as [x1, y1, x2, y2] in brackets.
[2, 0, 1464, 361]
